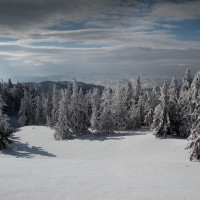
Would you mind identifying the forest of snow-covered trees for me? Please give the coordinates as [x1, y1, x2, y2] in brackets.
[0, 69, 200, 161]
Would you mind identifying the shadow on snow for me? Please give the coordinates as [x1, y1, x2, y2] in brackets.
[2, 135, 56, 158]
[78, 129, 149, 141]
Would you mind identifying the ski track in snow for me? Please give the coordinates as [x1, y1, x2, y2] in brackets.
[0, 126, 200, 200]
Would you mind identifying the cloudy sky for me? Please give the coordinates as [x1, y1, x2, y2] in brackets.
[0, 0, 200, 81]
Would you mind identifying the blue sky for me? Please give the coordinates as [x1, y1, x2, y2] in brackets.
[0, 0, 200, 82]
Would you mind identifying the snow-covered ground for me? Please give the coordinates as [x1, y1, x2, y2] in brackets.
[0, 126, 199, 200]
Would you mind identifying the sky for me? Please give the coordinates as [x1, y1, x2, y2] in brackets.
[0, 0, 200, 82]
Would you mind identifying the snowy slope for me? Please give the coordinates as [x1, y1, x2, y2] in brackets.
[0, 126, 199, 200]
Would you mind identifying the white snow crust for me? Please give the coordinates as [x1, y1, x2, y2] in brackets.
[0, 126, 200, 200]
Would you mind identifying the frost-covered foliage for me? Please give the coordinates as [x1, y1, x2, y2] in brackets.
[69, 79, 88, 136]
[151, 81, 171, 138]
[96, 84, 115, 135]
[185, 102, 200, 161]
[179, 70, 198, 137]
[111, 80, 127, 131]
[35, 96, 43, 125]
[54, 89, 72, 140]
[134, 76, 142, 103]
[51, 84, 59, 126]
[18, 99, 27, 127]
[90, 88, 101, 131]
[144, 85, 160, 126]
[168, 76, 180, 135]
[0, 95, 13, 150]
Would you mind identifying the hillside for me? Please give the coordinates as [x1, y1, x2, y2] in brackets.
[1, 126, 200, 200]
[23, 80, 105, 93]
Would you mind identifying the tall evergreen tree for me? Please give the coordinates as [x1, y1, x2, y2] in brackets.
[134, 76, 142, 103]
[35, 96, 43, 125]
[96, 84, 115, 135]
[185, 95, 200, 161]
[151, 81, 171, 138]
[144, 85, 161, 126]
[168, 75, 180, 135]
[111, 80, 127, 131]
[18, 99, 27, 127]
[54, 89, 72, 140]
[70, 79, 88, 136]
[51, 84, 59, 126]
[0, 95, 13, 150]
[90, 88, 101, 131]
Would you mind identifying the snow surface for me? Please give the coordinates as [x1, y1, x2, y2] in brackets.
[0, 126, 200, 200]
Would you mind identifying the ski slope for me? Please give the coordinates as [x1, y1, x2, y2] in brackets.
[0, 126, 200, 200]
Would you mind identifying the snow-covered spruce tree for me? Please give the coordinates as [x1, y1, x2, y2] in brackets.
[144, 85, 161, 127]
[90, 88, 101, 131]
[13, 82, 24, 112]
[129, 77, 144, 129]
[96, 84, 115, 135]
[8, 78, 13, 89]
[123, 81, 134, 129]
[42, 91, 52, 125]
[179, 69, 193, 136]
[168, 75, 180, 135]
[18, 99, 27, 127]
[35, 95, 43, 125]
[185, 96, 200, 161]
[51, 84, 59, 126]
[179, 70, 199, 137]
[0, 95, 13, 150]
[134, 76, 142, 103]
[179, 68, 192, 99]
[69, 79, 88, 136]
[151, 81, 171, 138]
[18, 88, 31, 126]
[85, 89, 93, 126]
[124, 81, 134, 109]
[54, 89, 72, 140]
[111, 80, 127, 131]
[130, 92, 147, 129]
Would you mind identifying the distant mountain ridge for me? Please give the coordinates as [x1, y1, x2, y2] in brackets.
[23, 80, 105, 93]
[12, 72, 182, 90]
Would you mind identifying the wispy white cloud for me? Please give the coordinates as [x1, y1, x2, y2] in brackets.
[0, 0, 200, 81]
[150, 1, 200, 21]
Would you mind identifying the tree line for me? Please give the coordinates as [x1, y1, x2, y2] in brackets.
[0, 69, 200, 161]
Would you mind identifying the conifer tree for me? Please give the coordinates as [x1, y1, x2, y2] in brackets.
[179, 69, 193, 136]
[111, 80, 127, 131]
[18, 99, 27, 127]
[134, 76, 142, 103]
[179, 70, 199, 136]
[144, 85, 161, 126]
[168, 75, 180, 135]
[96, 84, 115, 135]
[54, 89, 72, 140]
[151, 81, 170, 138]
[129, 77, 144, 129]
[8, 78, 13, 89]
[42, 92, 52, 125]
[51, 84, 59, 126]
[70, 79, 88, 136]
[0, 95, 13, 150]
[124, 81, 134, 109]
[90, 88, 101, 131]
[18, 88, 31, 126]
[35, 96, 43, 125]
[185, 95, 200, 161]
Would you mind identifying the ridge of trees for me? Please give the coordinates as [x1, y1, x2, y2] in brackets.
[0, 70, 200, 161]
